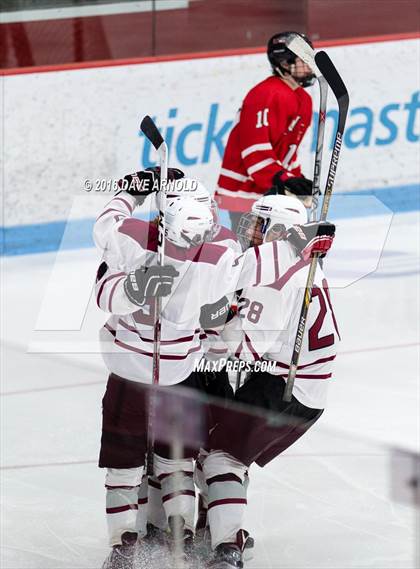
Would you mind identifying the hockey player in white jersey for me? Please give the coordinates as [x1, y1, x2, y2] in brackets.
[200, 194, 338, 569]
[94, 168, 241, 551]
[93, 169, 335, 568]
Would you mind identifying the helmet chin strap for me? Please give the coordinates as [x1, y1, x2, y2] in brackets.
[274, 64, 314, 88]
[274, 65, 301, 90]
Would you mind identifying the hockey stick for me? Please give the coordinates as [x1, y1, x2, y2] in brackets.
[139, 116, 168, 475]
[286, 34, 328, 221]
[139, 118, 185, 564]
[283, 51, 349, 402]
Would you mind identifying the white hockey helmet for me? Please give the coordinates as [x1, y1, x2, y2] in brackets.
[237, 194, 307, 250]
[165, 197, 214, 248]
[165, 177, 219, 234]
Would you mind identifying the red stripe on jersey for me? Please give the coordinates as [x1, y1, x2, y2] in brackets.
[208, 498, 247, 510]
[268, 258, 310, 290]
[280, 372, 332, 380]
[119, 319, 200, 344]
[235, 342, 243, 359]
[137, 498, 148, 505]
[114, 338, 201, 360]
[108, 276, 125, 312]
[104, 323, 116, 337]
[254, 247, 261, 286]
[97, 272, 125, 307]
[119, 218, 157, 250]
[203, 329, 219, 336]
[245, 333, 259, 361]
[148, 478, 162, 490]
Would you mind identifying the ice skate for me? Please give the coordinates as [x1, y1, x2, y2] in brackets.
[101, 531, 137, 569]
[208, 543, 243, 569]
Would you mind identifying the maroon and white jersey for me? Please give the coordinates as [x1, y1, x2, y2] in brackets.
[93, 193, 241, 366]
[94, 194, 282, 385]
[221, 239, 340, 409]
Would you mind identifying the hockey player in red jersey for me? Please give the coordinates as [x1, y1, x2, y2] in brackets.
[200, 195, 338, 569]
[215, 31, 316, 231]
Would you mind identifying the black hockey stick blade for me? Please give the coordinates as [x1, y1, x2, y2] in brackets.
[315, 51, 349, 129]
[140, 115, 164, 150]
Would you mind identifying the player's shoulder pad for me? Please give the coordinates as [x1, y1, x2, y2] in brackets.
[118, 218, 157, 251]
[184, 241, 229, 265]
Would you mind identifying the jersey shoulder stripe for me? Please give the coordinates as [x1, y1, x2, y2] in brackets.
[118, 218, 157, 251]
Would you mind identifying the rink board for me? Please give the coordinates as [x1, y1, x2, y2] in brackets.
[1, 36, 420, 254]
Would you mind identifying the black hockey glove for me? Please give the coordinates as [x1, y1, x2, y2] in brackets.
[266, 172, 313, 202]
[124, 265, 179, 307]
[200, 296, 233, 329]
[287, 221, 335, 261]
[118, 167, 184, 200]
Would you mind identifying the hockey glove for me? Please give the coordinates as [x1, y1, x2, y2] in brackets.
[266, 172, 313, 203]
[287, 221, 335, 261]
[118, 167, 184, 200]
[200, 296, 234, 329]
[124, 265, 179, 307]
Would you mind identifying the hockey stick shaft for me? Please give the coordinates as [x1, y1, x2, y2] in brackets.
[283, 52, 349, 402]
[140, 117, 185, 559]
[139, 116, 168, 474]
[285, 34, 328, 221]
[310, 76, 328, 221]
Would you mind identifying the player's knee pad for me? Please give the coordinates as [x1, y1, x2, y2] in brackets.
[105, 466, 144, 487]
[153, 453, 193, 478]
[203, 450, 247, 482]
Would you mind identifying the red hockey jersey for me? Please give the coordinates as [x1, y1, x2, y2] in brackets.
[215, 75, 312, 212]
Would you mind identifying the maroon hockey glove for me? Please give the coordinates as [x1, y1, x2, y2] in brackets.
[287, 221, 335, 261]
[124, 265, 179, 307]
[118, 167, 184, 198]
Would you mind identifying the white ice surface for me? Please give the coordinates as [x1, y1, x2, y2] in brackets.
[1, 212, 419, 568]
